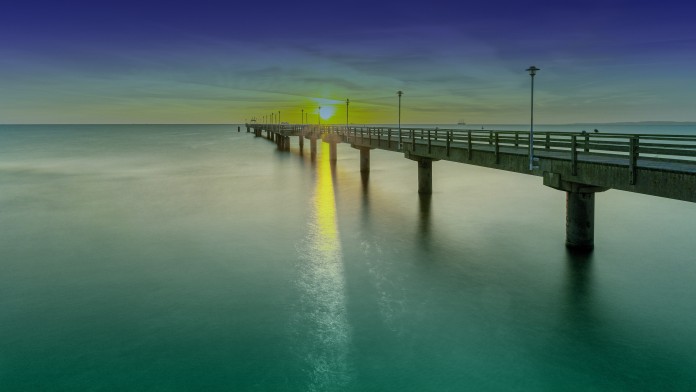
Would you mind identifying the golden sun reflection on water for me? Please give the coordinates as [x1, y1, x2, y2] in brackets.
[295, 142, 351, 390]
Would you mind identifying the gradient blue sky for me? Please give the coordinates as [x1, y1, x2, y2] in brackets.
[1, 0, 695, 124]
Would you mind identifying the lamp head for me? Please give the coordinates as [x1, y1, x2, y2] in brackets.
[526, 66, 540, 76]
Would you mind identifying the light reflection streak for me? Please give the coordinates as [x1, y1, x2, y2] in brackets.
[295, 142, 351, 390]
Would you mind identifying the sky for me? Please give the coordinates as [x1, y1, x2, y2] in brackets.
[1, 0, 695, 124]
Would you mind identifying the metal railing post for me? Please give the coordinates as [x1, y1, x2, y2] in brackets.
[495, 132, 500, 164]
[467, 131, 472, 160]
[446, 131, 451, 157]
[629, 136, 639, 185]
[428, 129, 431, 154]
[571, 135, 578, 176]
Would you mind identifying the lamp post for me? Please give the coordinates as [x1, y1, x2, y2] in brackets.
[318, 106, 321, 126]
[346, 99, 350, 128]
[396, 90, 404, 133]
[278, 111, 280, 125]
[397, 91, 403, 132]
[526, 66, 540, 170]
[396, 90, 404, 149]
[301, 109, 304, 125]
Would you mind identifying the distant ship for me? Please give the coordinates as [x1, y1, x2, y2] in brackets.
[457, 121, 466, 125]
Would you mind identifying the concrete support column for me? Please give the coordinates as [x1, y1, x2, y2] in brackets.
[418, 159, 433, 194]
[310, 137, 317, 160]
[299, 135, 304, 153]
[566, 191, 595, 252]
[284, 136, 290, 151]
[543, 172, 608, 253]
[359, 147, 370, 172]
[329, 141, 337, 163]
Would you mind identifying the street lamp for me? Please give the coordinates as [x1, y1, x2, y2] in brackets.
[397, 91, 403, 132]
[301, 108, 304, 125]
[318, 106, 321, 126]
[526, 66, 540, 170]
[346, 99, 350, 128]
[278, 111, 280, 125]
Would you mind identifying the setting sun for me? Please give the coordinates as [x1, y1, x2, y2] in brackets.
[319, 105, 336, 121]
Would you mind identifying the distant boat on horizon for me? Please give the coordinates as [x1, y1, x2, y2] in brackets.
[457, 121, 466, 125]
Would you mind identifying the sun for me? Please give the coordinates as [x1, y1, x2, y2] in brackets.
[319, 105, 336, 121]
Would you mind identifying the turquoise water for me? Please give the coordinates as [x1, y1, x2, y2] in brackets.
[1, 124, 696, 391]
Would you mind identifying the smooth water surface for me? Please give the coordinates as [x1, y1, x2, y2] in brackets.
[1, 125, 696, 391]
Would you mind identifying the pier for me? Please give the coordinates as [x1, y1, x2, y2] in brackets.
[245, 123, 696, 251]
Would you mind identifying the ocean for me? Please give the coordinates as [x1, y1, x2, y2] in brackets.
[1, 124, 696, 391]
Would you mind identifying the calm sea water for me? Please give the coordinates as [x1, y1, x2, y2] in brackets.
[1, 124, 696, 391]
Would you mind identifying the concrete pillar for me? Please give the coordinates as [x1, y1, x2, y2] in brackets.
[284, 136, 290, 151]
[566, 191, 595, 251]
[310, 137, 317, 161]
[360, 147, 370, 172]
[329, 141, 337, 163]
[543, 172, 608, 252]
[418, 159, 433, 194]
[299, 135, 304, 153]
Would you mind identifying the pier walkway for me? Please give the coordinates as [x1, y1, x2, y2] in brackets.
[245, 123, 696, 251]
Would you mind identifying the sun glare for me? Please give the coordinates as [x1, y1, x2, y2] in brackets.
[319, 106, 336, 120]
